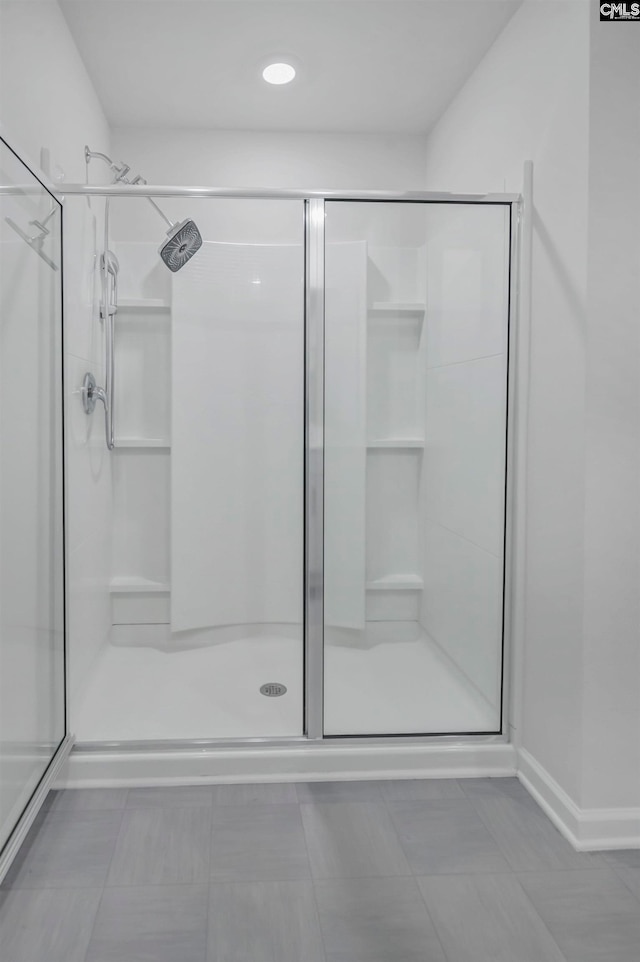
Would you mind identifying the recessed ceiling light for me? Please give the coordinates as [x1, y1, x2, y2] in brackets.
[262, 62, 296, 85]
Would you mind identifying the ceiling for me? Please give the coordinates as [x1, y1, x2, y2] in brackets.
[60, 0, 521, 135]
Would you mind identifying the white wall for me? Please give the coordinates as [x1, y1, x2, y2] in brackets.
[424, 0, 640, 817]
[581, 19, 640, 811]
[112, 127, 427, 192]
[0, 0, 113, 719]
[425, 0, 590, 802]
[108, 127, 427, 244]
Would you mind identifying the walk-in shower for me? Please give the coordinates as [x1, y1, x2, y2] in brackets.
[0, 134, 521, 871]
[61, 179, 517, 750]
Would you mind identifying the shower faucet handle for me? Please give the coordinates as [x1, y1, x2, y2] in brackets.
[81, 372, 107, 415]
[81, 372, 114, 451]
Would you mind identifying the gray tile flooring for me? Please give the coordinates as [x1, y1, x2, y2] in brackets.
[1, 778, 638, 962]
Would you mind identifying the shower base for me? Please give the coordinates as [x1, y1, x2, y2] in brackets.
[72, 622, 498, 742]
[73, 627, 303, 742]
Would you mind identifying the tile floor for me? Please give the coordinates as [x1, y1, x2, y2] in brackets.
[0, 778, 638, 962]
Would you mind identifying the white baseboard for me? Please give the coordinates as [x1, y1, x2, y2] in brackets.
[58, 739, 516, 788]
[518, 748, 640, 851]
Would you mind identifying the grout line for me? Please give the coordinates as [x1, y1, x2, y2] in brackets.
[204, 799, 214, 961]
[610, 864, 640, 904]
[514, 876, 572, 962]
[298, 793, 329, 943]
[413, 877, 454, 962]
[466, 793, 611, 873]
[307, 857, 330, 962]
[81, 804, 127, 962]
[81, 888, 105, 962]
[99, 804, 127, 889]
[409, 864, 615, 879]
[464, 792, 521, 872]
[77, 878, 214, 889]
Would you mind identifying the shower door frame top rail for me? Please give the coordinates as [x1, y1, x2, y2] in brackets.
[59, 183, 521, 750]
[61, 184, 520, 203]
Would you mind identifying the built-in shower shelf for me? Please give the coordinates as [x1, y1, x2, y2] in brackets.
[367, 438, 424, 449]
[118, 298, 171, 312]
[114, 438, 171, 450]
[110, 577, 170, 594]
[369, 302, 425, 315]
[366, 574, 424, 591]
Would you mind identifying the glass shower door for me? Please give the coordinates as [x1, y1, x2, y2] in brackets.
[68, 195, 305, 742]
[323, 200, 511, 736]
[0, 138, 65, 855]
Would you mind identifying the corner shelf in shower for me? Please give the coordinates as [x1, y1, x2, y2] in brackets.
[367, 438, 424, 449]
[366, 574, 424, 591]
[117, 298, 171, 312]
[110, 577, 170, 594]
[368, 302, 425, 315]
[114, 439, 171, 450]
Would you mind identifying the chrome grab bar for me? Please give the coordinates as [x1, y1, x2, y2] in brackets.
[102, 250, 118, 450]
[82, 249, 118, 449]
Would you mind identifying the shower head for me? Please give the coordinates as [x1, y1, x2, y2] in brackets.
[159, 218, 203, 273]
[85, 145, 204, 273]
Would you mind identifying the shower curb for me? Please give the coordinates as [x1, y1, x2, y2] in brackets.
[57, 739, 516, 789]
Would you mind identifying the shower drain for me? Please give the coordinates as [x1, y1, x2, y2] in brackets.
[260, 682, 287, 697]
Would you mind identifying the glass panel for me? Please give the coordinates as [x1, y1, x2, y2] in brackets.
[0, 139, 65, 851]
[323, 201, 510, 735]
[67, 195, 304, 741]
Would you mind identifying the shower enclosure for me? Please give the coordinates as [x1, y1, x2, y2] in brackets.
[0, 135, 68, 876]
[63, 181, 517, 752]
[322, 200, 511, 737]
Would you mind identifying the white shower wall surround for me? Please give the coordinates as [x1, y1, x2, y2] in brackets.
[171, 241, 304, 633]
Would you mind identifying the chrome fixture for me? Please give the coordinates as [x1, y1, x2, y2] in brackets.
[82, 248, 118, 450]
[85, 146, 202, 272]
[260, 683, 288, 697]
[5, 204, 58, 270]
[101, 249, 118, 450]
[158, 215, 202, 273]
[81, 371, 106, 415]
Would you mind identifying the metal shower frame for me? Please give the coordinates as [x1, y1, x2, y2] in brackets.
[0, 132, 72, 884]
[61, 180, 523, 750]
